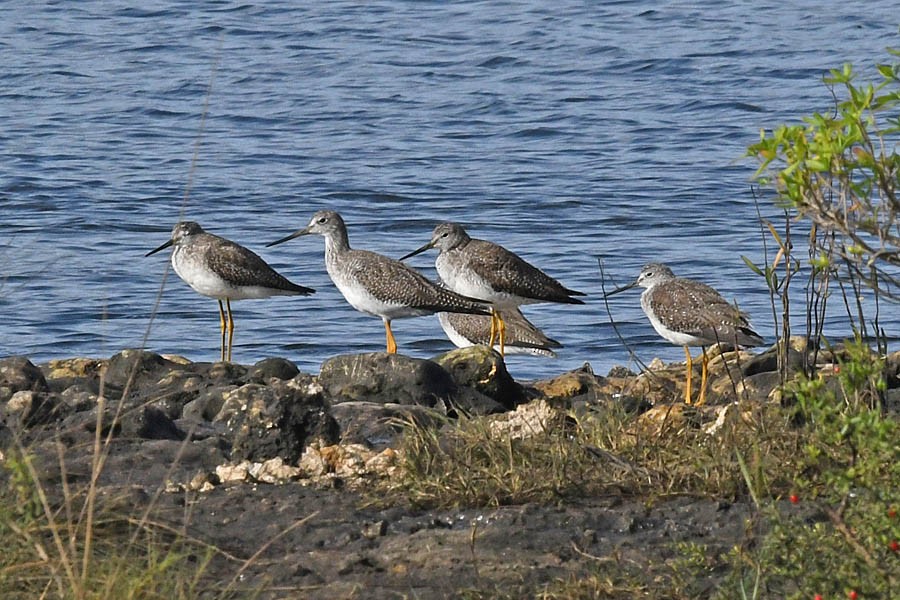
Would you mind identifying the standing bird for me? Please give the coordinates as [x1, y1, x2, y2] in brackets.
[438, 307, 562, 358]
[146, 221, 315, 363]
[266, 210, 491, 354]
[605, 263, 764, 405]
[401, 222, 585, 355]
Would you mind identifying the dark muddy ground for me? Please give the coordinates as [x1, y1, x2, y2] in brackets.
[26, 432, 753, 599]
[3, 347, 822, 598]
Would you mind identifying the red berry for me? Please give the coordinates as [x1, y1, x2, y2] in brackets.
[849, 591, 858, 600]
[814, 595, 823, 600]
[789, 494, 799, 504]
[890, 540, 899, 552]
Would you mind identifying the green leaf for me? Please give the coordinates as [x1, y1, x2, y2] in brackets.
[741, 255, 765, 276]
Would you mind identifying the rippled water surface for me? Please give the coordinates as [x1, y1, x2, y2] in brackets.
[3, 1, 899, 378]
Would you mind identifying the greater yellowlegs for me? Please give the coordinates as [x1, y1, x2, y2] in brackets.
[401, 222, 585, 355]
[266, 210, 491, 354]
[438, 307, 562, 358]
[605, 263, 764, 405]
[146, 221, 315, 362]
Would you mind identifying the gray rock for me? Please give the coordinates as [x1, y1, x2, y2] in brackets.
[224, 377, 339, 463]
[330, 401, 446, 449]
[147, 371, 205, 420]
[449, 387, 507, 416]
[62, 402, 185, 441]
[319, 353, 457, 409]
[104, 349, 184, 390]
[741, 345, 806, 378]
[60, 384, 98, 412]
[121, 406, 186, 441]
[182, 384, 238, 422]
[200, 361, 249, 385]
[432, 346, 524, 409]
[249, 357, 301, 383]
[1, 356, 49, 402]
[3, 389, 66, 428]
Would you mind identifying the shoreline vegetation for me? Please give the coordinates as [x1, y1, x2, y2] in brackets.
[3, 45, 900, 600]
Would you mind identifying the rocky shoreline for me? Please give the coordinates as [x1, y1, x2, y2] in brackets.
[2, 343, 898, 597]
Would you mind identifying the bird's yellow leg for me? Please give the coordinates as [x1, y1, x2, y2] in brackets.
[683, 346, 694, 405]
[488, 310, 499, 347]
[384, 319, 397, 354]
[497, 311, 507, 357]
[218, 300, 227, 363]
[697, 347, 709, 406]
[226, 299, 235, 363]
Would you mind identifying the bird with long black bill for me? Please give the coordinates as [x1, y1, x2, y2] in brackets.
[266, 210, 491, 354]
[146, 221, 315, 362]
[604, 262, 764, 405]
[401, 222, 584, 356]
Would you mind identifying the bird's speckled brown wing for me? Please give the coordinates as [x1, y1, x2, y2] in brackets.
[347, 250, 490, 314]
[445, 307, 561, 349]
[460, 239, 584, 303]
[205, 235, 314, 294]
[646, 279, 762, 347]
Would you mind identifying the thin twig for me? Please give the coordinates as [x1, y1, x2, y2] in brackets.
[596, 257, 650, 374]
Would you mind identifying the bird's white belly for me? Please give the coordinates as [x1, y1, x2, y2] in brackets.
[172, 252, 229, 299]
[437, 312, 475, 348]
[331, 275, 425, 321]
[645, 307, 705, 346]
[436, 259, 522, 308]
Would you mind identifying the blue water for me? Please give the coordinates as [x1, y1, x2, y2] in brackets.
[2, 1, 899, 380]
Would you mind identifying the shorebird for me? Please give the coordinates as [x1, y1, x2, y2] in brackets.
[401, 222, 585, 355]
[605, 263, 764, 405]
[438, 307, 562, 358]
[146, 221, 315, 363]
[266, 210, 491, 354]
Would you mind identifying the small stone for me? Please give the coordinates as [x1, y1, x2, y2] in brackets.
[299, 445, 329, 477]
[488, 399, 566, 440]
[647, 357, 667, 371]
[216, 460, 251, 483]
[206, 361, 249, 383]
[7, 390, 37, 414]
[249, 457, 302, 483]
[161, 354, 193, 366]
[362, 520, 387, 539]
[531, 363, 604, 405]
[702, 404, 737, 435]
[121, 406, 186, 441]
[364, 447, 398, 476]
[188, 472, 212, 491]
[633, 404, 692, 437]
[223, 378, 339, 464]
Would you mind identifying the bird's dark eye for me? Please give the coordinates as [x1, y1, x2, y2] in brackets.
[441, 232, 448, 238]
[318, 217, 327, 224]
